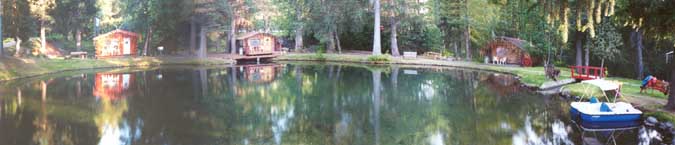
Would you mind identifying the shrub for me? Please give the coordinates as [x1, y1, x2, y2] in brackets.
[367, 54, 391, 62]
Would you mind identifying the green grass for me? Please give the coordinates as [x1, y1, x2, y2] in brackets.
[279, 53, 664, 99]
[0, 56, 233, 81]
[606, 77, 668, 99]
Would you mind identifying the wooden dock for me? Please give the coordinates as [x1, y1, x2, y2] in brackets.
[209, 53, 282, 64]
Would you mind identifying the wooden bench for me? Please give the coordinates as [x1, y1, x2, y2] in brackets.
[403, 52, 417, 59]
[70, 51, 88, 59]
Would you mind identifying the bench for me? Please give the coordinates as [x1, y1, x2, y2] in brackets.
[70, 51, 88, 59]
[403, 52, 417, 59]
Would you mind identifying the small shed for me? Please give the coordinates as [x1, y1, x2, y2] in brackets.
[482, 36, 534, 67]
[236, 32, 280, 56]
[94, 29, 139, 58]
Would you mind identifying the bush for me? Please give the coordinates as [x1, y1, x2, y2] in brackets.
[314, 51, 327, 61]
[367, 54, 391, 62]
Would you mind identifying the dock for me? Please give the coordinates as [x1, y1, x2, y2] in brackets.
[209, 53, 283, 64]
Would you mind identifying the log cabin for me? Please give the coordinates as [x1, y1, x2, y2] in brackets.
[482, 36, 534, 67]
[236, 32, 280, 56]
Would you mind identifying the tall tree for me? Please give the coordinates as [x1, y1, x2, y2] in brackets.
[372, 0, 382, 55]
[29, 0, 54, 55]
[631, 29, 644, 79]
[1, 0, 3, 56]
[5, 0, 33, 57]
[223, 0, 252, 54]
[385, 0, 407, 56]
[290, 0, 306, 52]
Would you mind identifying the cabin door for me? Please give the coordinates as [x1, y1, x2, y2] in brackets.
[123, 38, 131, 55]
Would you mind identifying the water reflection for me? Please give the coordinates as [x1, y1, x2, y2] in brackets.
[0, 64, 661, 145]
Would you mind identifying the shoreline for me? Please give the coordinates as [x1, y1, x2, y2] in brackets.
[0, 56, 235, 82]
[2, 53, 673, 122]
[274, 53, 675, 122]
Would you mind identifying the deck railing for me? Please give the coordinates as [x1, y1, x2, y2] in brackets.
[569, 66, 607, 80]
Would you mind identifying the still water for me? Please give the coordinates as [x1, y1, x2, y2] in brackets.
[0, 63, 661, 145]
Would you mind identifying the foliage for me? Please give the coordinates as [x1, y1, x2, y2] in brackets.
[367, 54, 391, 62]
[422, 25, 444, 52]
[590, 20, 623, 63]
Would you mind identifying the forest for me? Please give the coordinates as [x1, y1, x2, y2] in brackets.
[0, 0, 673, 80]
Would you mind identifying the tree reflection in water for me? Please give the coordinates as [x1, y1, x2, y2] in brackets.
[0, 64, 664, 145]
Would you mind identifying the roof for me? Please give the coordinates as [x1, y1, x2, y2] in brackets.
[493, 36, 532, 50]
[93, 29, 140, 40]
[668, 51, 673, 55]
[236, 32, 275, 40]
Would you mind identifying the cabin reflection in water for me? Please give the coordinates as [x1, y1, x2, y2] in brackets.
[481, 73, 521, 96]
[94, 73, 135, 100]
[243, 64, 281, 84]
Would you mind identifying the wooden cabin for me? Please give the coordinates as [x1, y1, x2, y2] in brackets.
[236, 32, 280, 56]
[93, 73, 135, 100]
[94, 29, 139, 58]
[482, 37, 534, 67]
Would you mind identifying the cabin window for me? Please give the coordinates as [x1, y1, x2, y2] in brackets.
[104, 39, 120, 55]
[250, 39, 260, 47]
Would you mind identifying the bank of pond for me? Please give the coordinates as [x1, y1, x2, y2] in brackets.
[0, 63, 670, 144]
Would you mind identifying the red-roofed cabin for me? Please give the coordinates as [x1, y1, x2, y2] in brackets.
[94, 29, 139, 58]
[481, 36, 534, 67]
[237, 32, 280, 56]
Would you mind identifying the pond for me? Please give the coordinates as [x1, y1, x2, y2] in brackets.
[0, 63, 663, 145]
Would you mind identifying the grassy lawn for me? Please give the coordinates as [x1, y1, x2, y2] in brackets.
[279, 53, 668, 104]
[0, 56, 233, 81]
[277, 53, 570, 86]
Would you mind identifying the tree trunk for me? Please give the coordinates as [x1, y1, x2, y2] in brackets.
[465, 26, 471, 60]
[198, 26, 207, 58]
[295, 25, 304, 52]
[575, 31, 583, 67]
[230, 17, 237, 54]
[199, 69, 208, 96]
[14, 37, 21, 57]
[390, 20, 400, 56]
[216, 35, 222, 52]
[190, 19, 197, 55]
[334, 28, 342, 53]
[0, 0, 3, 56]
[633, 29, 645, 79]
[665, 45, 675, 110]
[453, 42, 459, 58]
[371, 69, 382, 145]
[372, 0, 382, 55]
[327, 31, 335, 53]
[40, 21, 46, 55]
[584, 41, 590, 66]
[76, 29, 82, 51]
[294, 4, 304, 52]
[143, 26, 153, 56]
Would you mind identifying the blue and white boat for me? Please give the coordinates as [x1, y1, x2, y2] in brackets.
[567, 79, 643, 122]
[570, 100, 642, 122]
